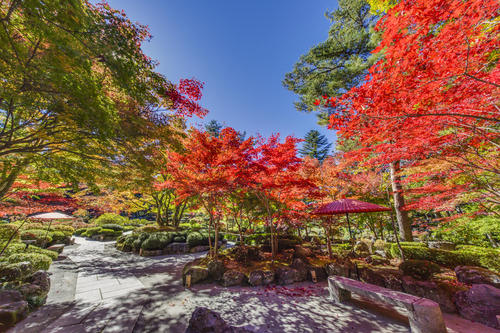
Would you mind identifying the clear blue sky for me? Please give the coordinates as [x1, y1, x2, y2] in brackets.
[107, 0, 337, 143]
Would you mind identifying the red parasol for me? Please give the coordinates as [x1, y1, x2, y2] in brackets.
[313, 199, 391, 243]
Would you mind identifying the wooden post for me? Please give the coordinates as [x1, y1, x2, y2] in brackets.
[186, 274, 192, 288]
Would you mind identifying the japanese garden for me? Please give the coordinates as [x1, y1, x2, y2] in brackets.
[0, 0, 499, 332]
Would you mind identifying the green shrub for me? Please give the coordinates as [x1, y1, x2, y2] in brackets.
[99, 224, 124, 232]
[94, 213, 128, 226]
[50, 230, 67, 243]
[186, 231, 211, 247]
[82, 227, 102, 237]
[399, 259, 441, 280]
[22, 223, 44, 230]
[74, 228, 87, 235]
[134, 225, 160, 233]
[391, 244, 500, 272]
[7, 253, 52, 271]
[51, 225, 75, 235]
[21, 229, 52, 246]
[141, 232, 173, 250]
[433, 215, 500, 247]
[373, 239, 386, 251]
[0, 224, 20, 242]
[132, 233, 150, 250]
[27, 246, 58, 260]
[127, 219, 151, 226]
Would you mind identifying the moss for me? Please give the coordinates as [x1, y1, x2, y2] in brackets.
[399, 259, 441, 280]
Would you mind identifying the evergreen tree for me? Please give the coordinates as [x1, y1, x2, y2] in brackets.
[283, 0, 380, 125]
[299, 130, 332, 162]
[205, 120, 223, 137]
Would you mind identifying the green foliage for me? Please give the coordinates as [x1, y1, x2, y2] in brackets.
[205, 120, 223, 138]
[7, 253, 52, 271]
[399, 259, 441, 280]
[21, 230, 52, 246]
[134, 225, 160, 233]
[186, 231, 214, 248]
[99, 229, 122, 237]
[433, 216, 500, 247]
[94, 213, 128, 226]
[283, 0, 380, 123]
[99, 224, 124, 232]
[133, 233, 150, 250]
[50, 225, 75, 235]
[0, 224, 20, 242]
[50, 231, 67, 243]
[141, 232, 173, 250]
[299, 130, 332, 161]
[81, 227, 102, 237]
[391, 244, 500, 272]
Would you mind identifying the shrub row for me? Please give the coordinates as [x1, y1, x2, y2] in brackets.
[390, 243, 500, 272]
[116, 230, 217, 252]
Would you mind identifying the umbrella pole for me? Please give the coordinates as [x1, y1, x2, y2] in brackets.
[346, 213, 354, 245]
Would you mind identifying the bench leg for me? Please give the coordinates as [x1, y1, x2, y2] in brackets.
[408, 299, 447, 333]
[328, 280, 351, 302]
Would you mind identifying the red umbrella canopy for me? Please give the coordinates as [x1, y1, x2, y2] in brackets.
[313, 199, 391, 215]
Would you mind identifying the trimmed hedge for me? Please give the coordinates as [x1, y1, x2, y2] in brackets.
[94, 213, 128, 226]
[390, 243, 500, 272]
[7, 253, 52, 271]
[0, 224, 20, 242]
[100, 224, 124, 232]
[141, 232, 173, 250]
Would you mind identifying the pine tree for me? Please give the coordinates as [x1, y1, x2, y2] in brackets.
[205, 120, 223, 137]
[299, 130, 332, 162]
[283, 0, 380, 125]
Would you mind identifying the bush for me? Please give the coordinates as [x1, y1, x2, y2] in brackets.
[373, 239, 386, 251]
[99, 224, 124, 232]
[399, 259, 441, 280]
[7, 253, 52, 271]
[21, 229, 52, 246]
[74, 228, 87, 235]
[100, 229, 122, 237]
[82, 227, 102, 237]
[186, 231, 217, 248]
[132, 233, 150, 250]
[141, 232, 173, 250]
[390, 244, 500, 272]
[433, 215, 500, 247]
[134, 225, 160, 233]
[27, 246, 58, 260]
[0, 224, 20, 242]
[50, 230, 67, 243]
[51, 225, 75, 235]
[94, 213, 128, 226]
[22, 223, 44, 230]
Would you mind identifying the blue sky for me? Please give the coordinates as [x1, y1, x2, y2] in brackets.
[107, 0, 337, 143]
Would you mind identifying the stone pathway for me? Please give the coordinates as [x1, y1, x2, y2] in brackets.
[10, 237, 499, 333]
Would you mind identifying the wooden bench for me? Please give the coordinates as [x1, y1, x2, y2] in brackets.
[328, 276, 447, 333]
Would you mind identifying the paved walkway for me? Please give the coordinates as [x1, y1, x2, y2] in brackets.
[10, 237, 498, 333]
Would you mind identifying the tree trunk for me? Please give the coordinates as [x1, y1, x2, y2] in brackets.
[390, 160, 413, 241]
[324, 223, 333, 259]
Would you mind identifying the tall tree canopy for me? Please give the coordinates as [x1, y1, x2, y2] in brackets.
[299, 130, 332, 162]
[283, 0, 379, 124]
[0, 0, 206, 199]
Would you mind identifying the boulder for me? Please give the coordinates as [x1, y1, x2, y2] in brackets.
[428, 241, 456, 251]
[275, 267, 299, 285]
[290, 258, 309, 282]
[0, 290, 28, 329]
[455, 284, 500, 329]
[307, 266, 327, 282]
[185, 307, 252, 333]
[222, 270, 246, 287]
[46, 244, 65, 254]
[358, 266, 386, 287]
[0, 262, 33, 282]
[354, 241, 370, 254]
[207, 260, 226, 281]
[398, 260, 441, 281]
[27, 270, 51, 295]
[183, 265, 209, 286]
[325, 260, 355, 278]
[165, 242, 189, 254]
[248, 270, 274, 286]
[293, 245, 312, 259]
[365, 255, 390, 266]
[190, 245, 210, 253]
[455, 266, 500, 288]
[401, 276, 457, 313]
